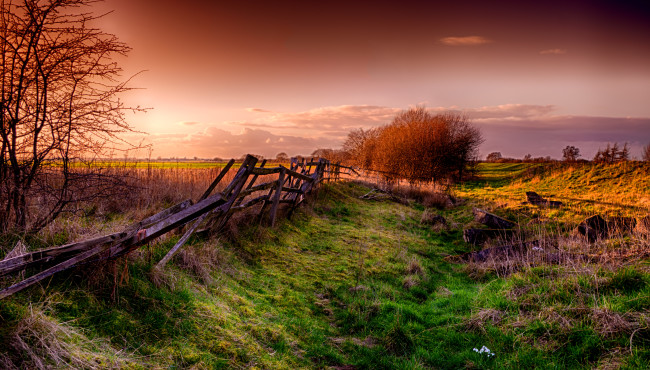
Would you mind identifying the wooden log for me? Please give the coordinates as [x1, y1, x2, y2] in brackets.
[473, 208, 517, 229]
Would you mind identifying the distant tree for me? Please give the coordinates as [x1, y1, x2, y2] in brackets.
[643, 143, 650, 162]
[275, 152, 289, 161]
[1, 0, 144, 232]
[311, 148, 334, 159]
[562, 146, 580, 162]
[523, 154, 532, 162]
[593, 142, 629, 163]
[486, 152, 502, 162]
[618, 143, 630, 161]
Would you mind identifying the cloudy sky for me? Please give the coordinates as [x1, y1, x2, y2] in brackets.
[94, 0, 650, 159]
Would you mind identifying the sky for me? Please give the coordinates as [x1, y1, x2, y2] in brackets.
[91, 0, 650, 160]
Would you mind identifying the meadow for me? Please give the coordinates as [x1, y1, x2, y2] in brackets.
[0, 161, 648, 369]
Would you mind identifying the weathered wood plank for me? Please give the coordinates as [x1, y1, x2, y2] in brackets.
[233, 160, 267, 207]
[134, 156, 258, 262]
[208, 155, 259, 233]
[231, 194, 270, 211]
[269, 168, 286, 227]
[0, 198, 193, 277]
[199, 159, 235, 201]
[0, 237, 125, 299]
[131, 199, 193, 230]
[237, 181, 276, 198]
[250, 167, 282, 175]
[0, 232, 126, 276]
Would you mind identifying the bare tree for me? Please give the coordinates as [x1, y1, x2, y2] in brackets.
[1, 0, 143, 232]
[643, 143, 650, 162]
[562, 145, 580, 162]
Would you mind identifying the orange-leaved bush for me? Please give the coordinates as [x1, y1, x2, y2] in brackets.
[344, 107, 482, 183]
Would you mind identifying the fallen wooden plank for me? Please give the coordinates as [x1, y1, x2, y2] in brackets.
[0, 232, 126, 277]
[0, 199, 193, 277]
[155, 211, 212, 269]
[0, 235, 129, 299]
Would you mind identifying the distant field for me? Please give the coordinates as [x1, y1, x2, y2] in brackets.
[67, 160, 234, 169]
[475, 162, 542, 181]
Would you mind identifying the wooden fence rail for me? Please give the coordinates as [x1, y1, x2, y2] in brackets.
[0, 155, 358, 299]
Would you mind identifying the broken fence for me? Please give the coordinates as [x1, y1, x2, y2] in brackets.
[0, 155, 359, 299]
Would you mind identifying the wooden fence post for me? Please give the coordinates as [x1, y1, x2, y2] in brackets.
[269, 168, 286, 227]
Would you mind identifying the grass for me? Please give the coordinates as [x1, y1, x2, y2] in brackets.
[0, 162, 649, 368]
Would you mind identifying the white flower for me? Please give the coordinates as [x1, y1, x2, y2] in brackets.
[473, 345, 495, 357]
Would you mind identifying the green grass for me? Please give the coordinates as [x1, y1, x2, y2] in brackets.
[1, 163, 649, 368]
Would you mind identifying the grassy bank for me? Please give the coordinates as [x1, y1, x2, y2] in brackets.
[1, 163, 649, 368]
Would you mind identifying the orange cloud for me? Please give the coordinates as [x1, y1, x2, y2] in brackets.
[240, 105, 401, 132]
[439, 36, 492, 46]
[539, 48, 567, 55]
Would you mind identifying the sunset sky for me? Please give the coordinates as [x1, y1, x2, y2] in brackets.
[94, 0, 650, 159]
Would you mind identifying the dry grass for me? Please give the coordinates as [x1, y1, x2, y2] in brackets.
[465, 308, 506, 333]
[3, 301, 135, 369]
[174, 242, 228, 285]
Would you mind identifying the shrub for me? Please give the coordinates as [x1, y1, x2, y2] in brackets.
[344, 107, 482, 183]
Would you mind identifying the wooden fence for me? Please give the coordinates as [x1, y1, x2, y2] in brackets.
[0, 155, 358, 299]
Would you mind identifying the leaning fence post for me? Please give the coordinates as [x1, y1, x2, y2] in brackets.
[269, 168, 286, 227]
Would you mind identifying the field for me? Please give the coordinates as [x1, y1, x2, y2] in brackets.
[0, 161, 649, 368]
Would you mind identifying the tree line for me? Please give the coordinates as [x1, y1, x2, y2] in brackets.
[486, 142, 650, 163]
